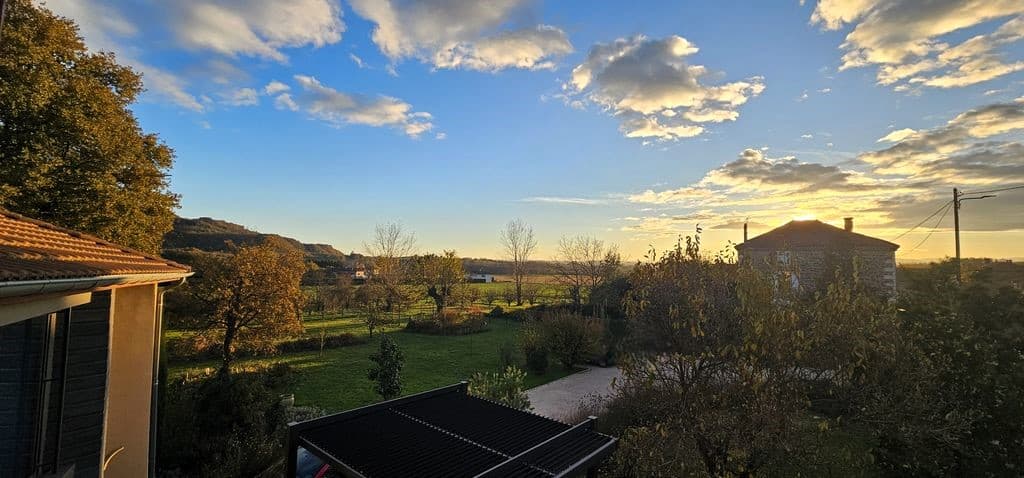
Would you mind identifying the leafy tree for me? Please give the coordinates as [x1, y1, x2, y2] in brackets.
[537, 312, 603, 370]
[611, 235, 819, 476]
[857, 260, 1024, 475]
[170, 239, 307, 372]
[354, 281, 388, 338]
[324, 275, 355, 313]
[469, 366, 531, 410]
[417, 250, 466, 312]
[0, 0, 178, 253]
[368, 335, 404, 400]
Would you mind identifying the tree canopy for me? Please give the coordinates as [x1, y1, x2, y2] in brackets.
[0, 0, 178, 253]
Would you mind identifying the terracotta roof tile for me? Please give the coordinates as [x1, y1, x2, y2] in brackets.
[735, 220, 899, 251]
[0, 209, 190, 282]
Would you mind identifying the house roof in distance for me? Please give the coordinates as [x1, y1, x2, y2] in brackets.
[735, 219, 899, 251]
[0, 209, 191, 283]
[289, 383, 617, 478]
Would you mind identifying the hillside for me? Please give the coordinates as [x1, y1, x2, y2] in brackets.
[163, 217, 359, 267]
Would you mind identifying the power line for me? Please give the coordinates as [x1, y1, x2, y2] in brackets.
[908, 201, 952, 253]
[890, 200, 953, 241]
[959, 184, 1024, 195]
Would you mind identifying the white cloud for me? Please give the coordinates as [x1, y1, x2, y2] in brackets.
[263, 80, 290, 95]
[811, 0, 1024, 90]
[520, 196, 609, 205]
[625, 99, 1024, 233]
[435, 132, 447, 140]
[349, 53, 367, 68]
[801, 133, 814, 139]
[563, 35, 764, 141]
[222, 87, 259, 106]
[172, 0, 345, 62]
[877, 128, 917, 142]
[347, 0, 572, 72]
[290, 75, 434, 137]
[274, 93, 299, 111]
[818, 87, 832, 93]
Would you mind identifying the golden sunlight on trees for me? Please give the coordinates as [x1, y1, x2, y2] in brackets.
[172, 240, 307, 372]
[0, 0, 178, 253]
[417, 250, 466, 313]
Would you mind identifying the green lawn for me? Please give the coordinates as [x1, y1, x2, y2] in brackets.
[168, 316, 575, 412]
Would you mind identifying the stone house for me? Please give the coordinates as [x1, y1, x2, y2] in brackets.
[0, 209, 192, 477]
[735, 218, 898, 297]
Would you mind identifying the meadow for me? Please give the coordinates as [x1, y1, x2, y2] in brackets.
[166, 282, 576, 412]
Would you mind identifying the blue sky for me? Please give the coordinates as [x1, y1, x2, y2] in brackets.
[48, 0, 1024, 260]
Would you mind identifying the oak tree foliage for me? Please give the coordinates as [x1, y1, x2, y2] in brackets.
[0, 0, 178, 253]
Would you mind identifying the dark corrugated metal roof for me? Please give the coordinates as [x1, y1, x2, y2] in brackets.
[735, 220, 899, 251]
[291, 384, 617, 478]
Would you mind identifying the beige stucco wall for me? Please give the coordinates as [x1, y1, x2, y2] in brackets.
[103, 283, 158, 477]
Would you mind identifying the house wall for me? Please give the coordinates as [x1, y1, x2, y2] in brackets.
[0, 291, 111, 477]
[739, 246, 896, 296]
[103, 283, 159, 478]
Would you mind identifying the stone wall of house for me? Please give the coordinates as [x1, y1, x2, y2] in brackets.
[739, 245, 896, 297]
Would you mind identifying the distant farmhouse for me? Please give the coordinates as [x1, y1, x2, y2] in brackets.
[467, 272, 494, 283]
[736, 218, 899, 297]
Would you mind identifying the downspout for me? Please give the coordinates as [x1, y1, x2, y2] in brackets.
[149, 277, 188, 477]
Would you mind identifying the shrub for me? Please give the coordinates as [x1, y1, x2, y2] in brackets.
[469, 365, 532, 410]
[537, 312, 603, 370]
[517, 323, 549, 374]
[404, 310, 489, 335]
[489, 305, 505, 317]
[497, 341, 516, 370]
[157, 364, 295, 477]
[368, 335, 404, 400]
[275, 333, 366, 353]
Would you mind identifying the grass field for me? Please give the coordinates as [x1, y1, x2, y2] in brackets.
[167, 314, 576, 412]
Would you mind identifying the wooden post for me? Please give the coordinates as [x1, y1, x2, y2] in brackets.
[953, 188, 961, 284]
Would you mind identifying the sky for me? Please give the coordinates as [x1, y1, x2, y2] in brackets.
[44, 0, 1024, 261]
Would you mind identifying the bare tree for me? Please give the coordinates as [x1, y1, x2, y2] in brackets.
[500, 219, 537, 305]
[364, 222, 416, 312]
[554, 235, 621, 310]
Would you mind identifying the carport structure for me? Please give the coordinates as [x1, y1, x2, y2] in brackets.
[286, 382, 617, 477]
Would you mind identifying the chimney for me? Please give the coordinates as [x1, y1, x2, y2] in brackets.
[743, 221, 748, 242]
[844, 217, 853, 232]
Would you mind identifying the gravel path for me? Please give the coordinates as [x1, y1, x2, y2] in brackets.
[527, 366, 622, 421]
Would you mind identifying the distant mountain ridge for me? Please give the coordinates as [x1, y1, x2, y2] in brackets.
[162, 216, 358, 266]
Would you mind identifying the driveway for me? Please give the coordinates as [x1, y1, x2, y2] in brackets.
[527, 366, 622, 421]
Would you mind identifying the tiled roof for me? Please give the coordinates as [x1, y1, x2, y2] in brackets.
[736, 220, 899, 251]
[0, 209, 190, 282]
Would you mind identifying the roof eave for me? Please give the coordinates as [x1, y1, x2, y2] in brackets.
[0, 271, 194, 299]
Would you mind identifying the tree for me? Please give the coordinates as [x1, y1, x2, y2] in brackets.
[172, 240, 307, 372]
[610, 236, 821, 476]
[0, 0, 178, 253]
[537, 311, 603, 370]
[368, 335, 404, 400]
[324, 276, 355, 313]
[417, 250, 466, 313]
[554, 235, 621, 310]
[354, 282, 388, 338]
[500, 219, 537, 305]
[364, 222, 416, 312]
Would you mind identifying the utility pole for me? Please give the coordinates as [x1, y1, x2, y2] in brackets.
[952, 187, 996, 285]
[953, 188, 961, 284]
[0, 0, 7, 41]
